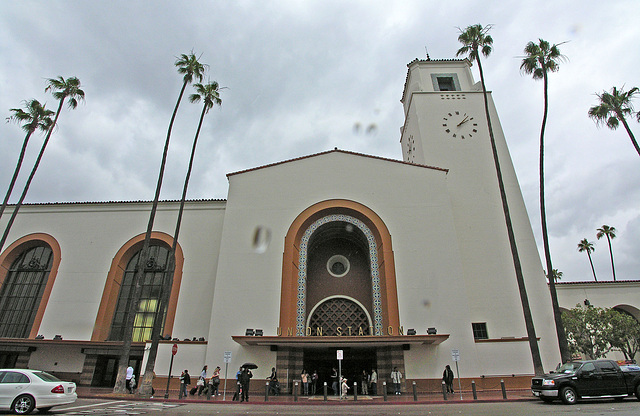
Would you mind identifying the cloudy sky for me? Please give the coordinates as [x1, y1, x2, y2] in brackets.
[1, 1, 638, 283]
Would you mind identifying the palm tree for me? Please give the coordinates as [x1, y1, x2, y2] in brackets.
[114, 52, 206, 394]
[588, 86, 640, 157]
[139, 81, 221, 395]
[457, 24, 544, 374]
[2, 100, 54, 221]
[577, 238, 597, 282]
[0, 77, 84, 252]
[596, 225, 617, 281]
[547, 269, 563, 283]
[520, 38, 570, 364]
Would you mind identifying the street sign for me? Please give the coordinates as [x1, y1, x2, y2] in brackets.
[172, 344, 178, 356]
[224, 351, 232, 363]
[451, 349, 460, 362]
[337, 349, 343, 360]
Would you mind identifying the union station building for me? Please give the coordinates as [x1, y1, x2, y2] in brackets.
[1, 58, 637, 393]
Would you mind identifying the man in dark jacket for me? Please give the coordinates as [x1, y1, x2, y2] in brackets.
[239, 367, 253, 402]
[443, 365, 454, 393]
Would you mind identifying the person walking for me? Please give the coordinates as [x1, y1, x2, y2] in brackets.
[340, 377, 349, 399]
[311, 370, 318, 395]
[179, 369, 190, 399]
[301, 370, 309, 395]
[390, 367, 403, 395]
[233, 367, 242, 401]
[239, 367, 253, 402]
[361, 370, 369, 395]
[125, 365, 134, 393]
[197, 365, 208, 396]
[331, 367, 339, 396]
[370, 368, 378, 395]
[267, 367, 279, 396]
[443, 364, 455, 393]
[209, 366, 221, 397]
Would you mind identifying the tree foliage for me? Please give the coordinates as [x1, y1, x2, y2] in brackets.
[563, 305, 640, 361]
[588, 86, 640, 157]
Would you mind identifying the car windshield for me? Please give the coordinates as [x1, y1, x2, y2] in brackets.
[557, 362, 582, 374]
[33, 371, 62, 382]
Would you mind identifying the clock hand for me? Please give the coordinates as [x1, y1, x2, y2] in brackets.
[457, 116, 469, 127]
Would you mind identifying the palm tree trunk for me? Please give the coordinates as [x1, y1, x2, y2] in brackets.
[0, 101, 63, 253]
[619, 114, 640, 157]
[476, 57, 544, 375]
[539, 71, 571, 364]
[587, 251, 598, 281]
[114, 80, 189, 394]
[139, 101, 207, 395]
[0, 132, 34, 221]
[605, 235, 616, 281]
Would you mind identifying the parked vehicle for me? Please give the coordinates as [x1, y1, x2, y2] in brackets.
[531, 359, 640, 404]
[0, 369, 77, 414]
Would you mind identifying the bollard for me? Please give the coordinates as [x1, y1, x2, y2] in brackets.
[353, 382, 358, 401]
[265, 381, 269, 401]
[412, 381, 417, 401]
[500, 379, 507, 400]
[206, 383, 212, 400]
[442, 380, 447, 400]
[294, 381, 299, 402]
[383, 381, 387, 401]
[323, 382, 327, 401]
[471, 380, 477, 400]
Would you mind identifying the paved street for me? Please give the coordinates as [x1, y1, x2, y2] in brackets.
[49, 397, 640, 416]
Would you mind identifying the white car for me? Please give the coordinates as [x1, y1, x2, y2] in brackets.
[0, 369, 77, 414]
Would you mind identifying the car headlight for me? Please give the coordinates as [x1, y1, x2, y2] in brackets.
[542, 379, 555, 386]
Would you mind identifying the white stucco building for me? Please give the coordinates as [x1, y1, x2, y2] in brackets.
[0, 58, 636, 393]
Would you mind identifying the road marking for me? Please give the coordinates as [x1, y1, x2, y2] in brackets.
[58, 401, 126, 411]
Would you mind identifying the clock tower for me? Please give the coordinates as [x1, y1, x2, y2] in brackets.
[399, 57, 527, 224]
[399, 57, 557, 369]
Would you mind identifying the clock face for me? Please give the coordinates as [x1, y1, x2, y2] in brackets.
[442, 111, 478, 139]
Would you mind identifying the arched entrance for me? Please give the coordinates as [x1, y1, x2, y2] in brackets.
[277, 200, 401, 394]
[279, 199, 399, 334]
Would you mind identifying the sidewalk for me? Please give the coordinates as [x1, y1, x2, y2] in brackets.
[77, 386, 536, 404]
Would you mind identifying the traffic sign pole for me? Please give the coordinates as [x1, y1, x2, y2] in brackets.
[223, 351, 232, 401]
[451, 349, 462, 400]
[164, 344, 178, 399]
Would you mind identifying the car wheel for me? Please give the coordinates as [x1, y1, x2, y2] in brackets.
[560, 386, 577, 405]
[635, 384, 640, 401]
[11, 395, 35, 415]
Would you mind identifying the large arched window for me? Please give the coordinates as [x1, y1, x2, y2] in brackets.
[0, 245, 53, 338]
[108, 245, 170, 342]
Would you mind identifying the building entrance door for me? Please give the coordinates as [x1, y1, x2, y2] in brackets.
[303, 347, 375, 395]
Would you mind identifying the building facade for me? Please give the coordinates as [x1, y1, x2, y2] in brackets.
[1, 58, 634, 393]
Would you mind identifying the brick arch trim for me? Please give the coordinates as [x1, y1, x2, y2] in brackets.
[279, 199, 399, 334]
[91, 232, 184, 341]
[0, 233, 62, 339]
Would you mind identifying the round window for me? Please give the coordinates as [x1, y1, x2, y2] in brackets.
[327, 255, 350, 277]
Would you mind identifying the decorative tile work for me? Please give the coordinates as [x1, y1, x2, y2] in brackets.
[297, 214, 383, 336]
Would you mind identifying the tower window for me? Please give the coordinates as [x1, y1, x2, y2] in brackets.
[437, 77, 455, 91]
[472, 322, 488, 340]
[431, 73, 461, 91]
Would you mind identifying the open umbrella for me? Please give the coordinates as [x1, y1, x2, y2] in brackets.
[242, 362, 258, 369]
